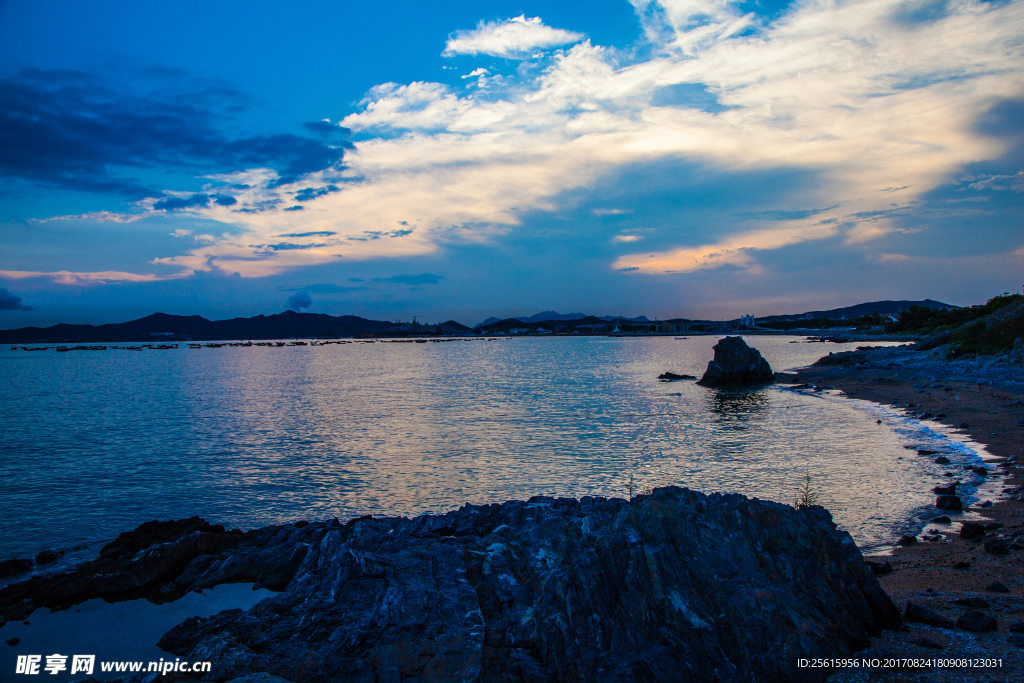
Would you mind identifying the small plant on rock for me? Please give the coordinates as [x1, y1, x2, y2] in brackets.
[793, 473, 819, 509]
[626, 473, 656, 499]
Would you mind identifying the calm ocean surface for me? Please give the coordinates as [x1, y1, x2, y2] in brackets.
[0, 335, 990, 560]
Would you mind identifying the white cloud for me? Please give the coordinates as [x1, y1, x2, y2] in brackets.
[33, 211, 146, 224]
[443, 15, 585, 59]
[966, 171, 1024, 192]
[613, 235, 643, 242]
[67, 0, 1022, 283]
[0, 269, 178, 285]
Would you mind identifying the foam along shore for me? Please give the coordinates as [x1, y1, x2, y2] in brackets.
[782, 340, 1024, 673]
[0, 490, 901, 682]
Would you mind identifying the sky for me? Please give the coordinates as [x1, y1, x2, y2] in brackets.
[1, 0, 1021, 328]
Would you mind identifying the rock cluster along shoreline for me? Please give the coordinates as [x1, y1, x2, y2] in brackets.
[782, 339, 1024, 675]
[1, 488, 901, 682]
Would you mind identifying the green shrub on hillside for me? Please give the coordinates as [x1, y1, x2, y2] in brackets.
[888, 292, 1023, 335]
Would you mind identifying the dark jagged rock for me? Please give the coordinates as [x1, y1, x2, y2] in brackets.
[0, 559, 32, 579]
[697, 337, 774, 387]
[960, 522, 986, 540]
[904, 603, 954, 629]
[98, 517, 228, 559]
[984, 539, 1010, 555]
[935, 495, 962, 511]
[933, 482, 957, 495]
[956, 611, 997, 633]
[897, 534, 917, 546]
[658, 372, 696, 381]
[33, 550, 62, 565]
[1, 488, 899, 683]
[865, 560, 893, 575]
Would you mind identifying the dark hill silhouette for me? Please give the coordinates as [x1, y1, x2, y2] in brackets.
[477, 315, 641, 332]
[757, 299, 957, 322]
[0, 311, 393, 343]
[475, 311, 650, 327]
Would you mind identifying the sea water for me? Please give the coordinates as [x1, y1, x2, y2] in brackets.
[0, 335, 993, 561]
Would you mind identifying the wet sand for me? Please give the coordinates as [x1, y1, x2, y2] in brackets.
[783, 354, 1024, 680]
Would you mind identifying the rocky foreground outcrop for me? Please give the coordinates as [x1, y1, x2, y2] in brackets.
[0, 488, 900, 682]
[697, 336, 775, 387]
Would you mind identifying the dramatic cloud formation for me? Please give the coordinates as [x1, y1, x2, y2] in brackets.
[0, 69, 349, 198]
[0, 270, 168, 285]
[116, 0, 1019, 284]
[2, 0, 1021, 303]
[443, 15, 585, 58]
[0, 288, 33, 311]
[286, 290, 312, 310]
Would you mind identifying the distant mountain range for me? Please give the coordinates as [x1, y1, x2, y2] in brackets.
[756, 299, 957, 322]
[475, 311, 651, 328]
[0, 311, 392, 344]
[0, 299, 961, 343]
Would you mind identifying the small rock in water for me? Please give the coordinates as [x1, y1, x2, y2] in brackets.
[978, 500, 993, 508]
[897, 534, 918, 546]
[34, 550, 62, 565]
[934, 456, 950, 464]
[932, 515, 951, 524]
[933, 482, 958, 495]
[0, 559, 32, 579]
[658, 371, 696, 381]
[986, 581, 1010, 593]
[956, 610, 997, 633]
[5, 638, 18, 647]
[970, 467, 989, 476]
[935, 495, 962, 511]
[917, 449, 938, 455]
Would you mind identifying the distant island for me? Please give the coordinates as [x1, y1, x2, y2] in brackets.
[0, 300, 961, 343]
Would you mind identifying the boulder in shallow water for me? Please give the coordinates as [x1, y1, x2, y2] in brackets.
[2, 488, 900, 683]
[658, 371, 696, 381]
[935, 495, 962, 511]
[697, 336, 774, 387]
[0, 559, 32, 579]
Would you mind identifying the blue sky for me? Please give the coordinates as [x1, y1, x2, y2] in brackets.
[1, 0, 1021, 327]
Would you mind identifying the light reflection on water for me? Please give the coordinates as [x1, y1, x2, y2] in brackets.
[0, 336, 972, 557]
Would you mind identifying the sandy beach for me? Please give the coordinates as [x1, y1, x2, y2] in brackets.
[781, 342, 1024, 680]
